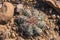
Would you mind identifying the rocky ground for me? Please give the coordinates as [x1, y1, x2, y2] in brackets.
[0, 0, 60, 40]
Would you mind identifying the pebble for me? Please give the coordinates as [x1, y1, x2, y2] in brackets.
[57, 15, 60, 19]
[11, 32, 16, 38]
[0, 4, 2, 8]
[17, 4, 23, 12]
[52, 15, 56, 19]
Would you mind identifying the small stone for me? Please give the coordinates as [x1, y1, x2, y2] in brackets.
[52, 15, 56, 19]
[17, 37, 24, 40]
[17, 4, 23, 12]
[57, 15, 60, 19]
[11, 32, 16, 38]
[0, 4, 2, 8]
[0, 25, 7, 32]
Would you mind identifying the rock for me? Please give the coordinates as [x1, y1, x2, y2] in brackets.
[11, 32, 16, 38]
[52, 14, 56, 19]
[0, 25, 7, 32]
[17, 4, 23, 12]
[0, 2, 14, 24]
[44, 0, 60, 13]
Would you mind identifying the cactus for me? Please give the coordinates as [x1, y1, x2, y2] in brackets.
[15, 6, 47, 37]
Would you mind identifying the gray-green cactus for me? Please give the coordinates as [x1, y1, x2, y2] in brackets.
[15, 6, 47, 36]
